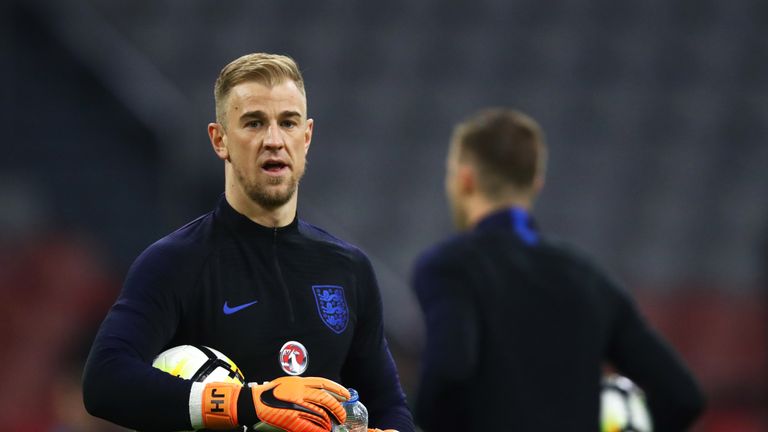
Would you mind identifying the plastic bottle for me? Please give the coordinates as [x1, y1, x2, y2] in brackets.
[333, 388, 368, 432]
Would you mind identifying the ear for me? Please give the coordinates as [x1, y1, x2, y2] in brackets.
[457, 163, 476, 196]
[208, 123, 228, 161]
[532, 174, 545, 195]
[304, 118, 314, 153]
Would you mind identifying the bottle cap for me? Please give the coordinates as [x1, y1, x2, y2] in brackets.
[344, 388, 359, 405]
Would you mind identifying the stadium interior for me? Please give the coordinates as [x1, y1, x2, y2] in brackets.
[2, 0, 767, 430]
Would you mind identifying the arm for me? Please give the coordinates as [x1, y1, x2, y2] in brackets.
[340, 255, 414, 432]
[83, 240, 350, 432]
[605, 287, 706, 432]
[411, 250, 477, 431]
[82, 241, 195, 431]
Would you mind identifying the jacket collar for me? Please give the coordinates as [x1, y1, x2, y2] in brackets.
[475, 206, 540, 245]
[214, 194, 300, 237]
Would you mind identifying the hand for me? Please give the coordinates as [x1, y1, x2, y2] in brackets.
[196, 377, 349, 431]
[251, 376, 350, 432]
[368, 429, 398, 432]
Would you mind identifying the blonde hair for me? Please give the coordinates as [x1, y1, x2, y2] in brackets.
[214, 53, 305, 125]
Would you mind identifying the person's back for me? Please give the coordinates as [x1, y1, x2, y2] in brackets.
[412, 108, 704, 431]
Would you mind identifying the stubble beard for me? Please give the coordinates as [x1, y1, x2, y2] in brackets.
[236, 166, 301, 210]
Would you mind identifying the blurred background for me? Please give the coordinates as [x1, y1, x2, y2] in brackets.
[2, 0, 766, 430]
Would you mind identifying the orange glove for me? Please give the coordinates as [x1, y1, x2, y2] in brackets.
[251, 376, 350, 432]
[196, 377, 349, 431]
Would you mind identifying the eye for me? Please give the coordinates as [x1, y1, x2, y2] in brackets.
[245, 120, 263, 128]
[281, 120, 298, 129]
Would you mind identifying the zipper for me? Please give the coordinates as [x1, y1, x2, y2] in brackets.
[273, 227, 295, 322]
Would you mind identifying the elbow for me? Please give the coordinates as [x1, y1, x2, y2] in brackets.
[82, 362, 111, 420]
[676, 379, 707, 424]
[651, 386, 707, 431]
[81, 372, 101, 417]
[683, 387, 707, 423]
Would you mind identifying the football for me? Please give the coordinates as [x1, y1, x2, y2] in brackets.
[601, 374, 653, 432]
[152, 345, 245, 384]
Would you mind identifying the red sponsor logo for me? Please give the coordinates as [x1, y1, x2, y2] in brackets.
[279, 341, 308, 375]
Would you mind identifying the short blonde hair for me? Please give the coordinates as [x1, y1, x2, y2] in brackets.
[214, 53, 305, 125]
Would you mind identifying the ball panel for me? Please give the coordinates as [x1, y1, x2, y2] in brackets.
[628, 392, 652, 431]
[152, 345, 245, 385]
[601, 389, 629, 431]
[600, 374, 653, 432]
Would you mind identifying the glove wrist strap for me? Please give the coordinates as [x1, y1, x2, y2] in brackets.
[189, 382, 205, 429]
[190, 382, 241, 430]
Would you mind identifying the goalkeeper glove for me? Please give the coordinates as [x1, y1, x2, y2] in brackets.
[191, 376, 350, 431]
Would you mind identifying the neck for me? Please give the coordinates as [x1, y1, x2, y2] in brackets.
[225, 186, 298, 228]
[466, 194, 532, 229]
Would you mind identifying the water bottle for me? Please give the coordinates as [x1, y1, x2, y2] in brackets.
[333, 388, 368, 432]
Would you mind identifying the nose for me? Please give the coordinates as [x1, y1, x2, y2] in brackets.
[263, 123, 285, 149]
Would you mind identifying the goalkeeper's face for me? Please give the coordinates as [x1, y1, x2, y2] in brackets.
[211, 79, 313, 210]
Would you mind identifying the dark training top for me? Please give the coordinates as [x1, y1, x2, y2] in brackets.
[83, 196, 413, 432]
[412, 208, 705, 432]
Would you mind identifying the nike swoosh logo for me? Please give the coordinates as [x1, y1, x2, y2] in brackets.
[223, 300, 259, 315]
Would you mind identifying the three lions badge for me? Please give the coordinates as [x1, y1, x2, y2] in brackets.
[312, 285, 349, 334]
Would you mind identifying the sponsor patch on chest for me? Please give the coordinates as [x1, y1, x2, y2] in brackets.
[312, 285, 349, 334]
[279, 340, 308, 375]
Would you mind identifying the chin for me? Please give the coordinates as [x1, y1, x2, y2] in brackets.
[244, 183, 296, 209]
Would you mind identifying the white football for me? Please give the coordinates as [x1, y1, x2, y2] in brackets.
[601, 374, 653, 432]
[152, 345, 245, 384]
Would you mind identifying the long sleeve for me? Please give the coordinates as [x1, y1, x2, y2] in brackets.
[82, 240, 198, 431]
[605, 285, 706, 432]
[412, 250, 478, 431]
[341, 254, 414, 432]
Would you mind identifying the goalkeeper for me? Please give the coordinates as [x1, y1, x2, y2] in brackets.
[82, 53, 412, 432]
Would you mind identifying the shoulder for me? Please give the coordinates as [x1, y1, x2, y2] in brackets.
[128, 212, 217, 279]
[118, 211, 218, 306]
[538, 235, 600, 271]
[412, 232, 477, 287]
[538, 235, 632, 298]
[297, 220, 371, 266]
[414, 231, 481, 272]
[411, 234, 484, 309]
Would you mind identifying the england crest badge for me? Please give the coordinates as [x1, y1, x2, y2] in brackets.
[312, 285, 349, 334]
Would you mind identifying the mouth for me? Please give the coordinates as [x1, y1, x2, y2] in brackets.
[261, 160, 290, 175]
